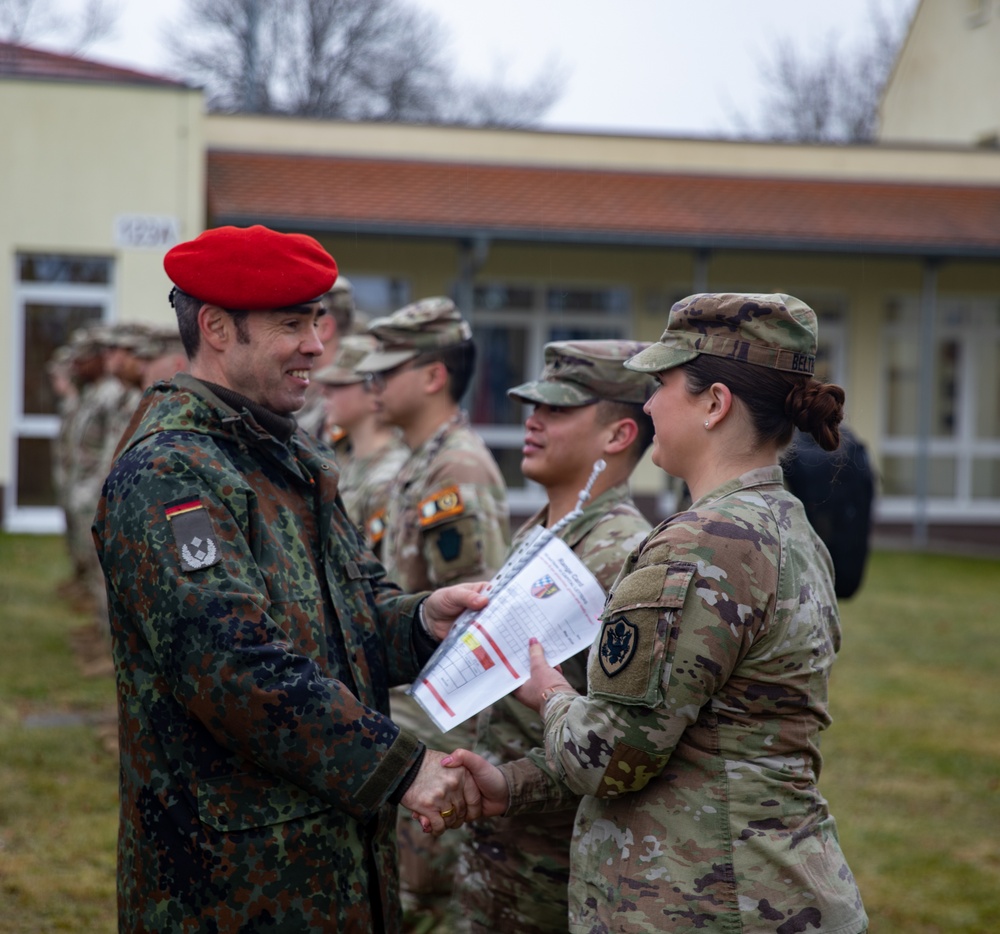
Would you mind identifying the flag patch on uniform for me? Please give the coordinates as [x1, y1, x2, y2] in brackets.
[417, 485, 465, 527]
[367, 508, 386, 545]
[165, 497, 221, 572]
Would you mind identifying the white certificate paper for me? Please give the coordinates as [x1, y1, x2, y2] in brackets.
[408, 528, 606, 733]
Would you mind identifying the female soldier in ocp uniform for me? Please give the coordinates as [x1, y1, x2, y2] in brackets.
[449, 292, 869, 934]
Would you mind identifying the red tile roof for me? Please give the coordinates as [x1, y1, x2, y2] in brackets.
[207, 150, 1000, 257]
[0, 41, 185, 88]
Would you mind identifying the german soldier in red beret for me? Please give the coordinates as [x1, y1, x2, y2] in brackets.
[93, 225, 488, 932]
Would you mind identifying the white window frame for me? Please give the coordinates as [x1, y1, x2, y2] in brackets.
[879, 294, 1000, 522]
[6, 266, 115, 533]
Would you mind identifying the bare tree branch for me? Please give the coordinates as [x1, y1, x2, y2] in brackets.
[733, 0, 917, 142]
[0, 0, 117, 50]
[166, 0, 564, 126]
[444, 55, 568, 129]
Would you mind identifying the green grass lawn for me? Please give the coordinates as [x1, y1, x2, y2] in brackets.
[0, 533, 117, 933]
[824, 550, 1000, 933]
[1, 534, 998, 932]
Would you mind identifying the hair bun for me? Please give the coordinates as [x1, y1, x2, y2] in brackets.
[786, 382, 845, 451]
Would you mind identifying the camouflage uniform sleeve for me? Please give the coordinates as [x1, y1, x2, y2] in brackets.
[417, 458, 510, 588]
[510, 521, 763, 806]
[101, 442, 421, 820]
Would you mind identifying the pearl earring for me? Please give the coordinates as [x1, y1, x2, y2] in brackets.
[704, 420, 710, 429]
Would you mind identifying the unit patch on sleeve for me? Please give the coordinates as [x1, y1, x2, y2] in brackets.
[165, 497, 221, 572]
[599, 618, 638, 677]
[417, 485, 465, 528]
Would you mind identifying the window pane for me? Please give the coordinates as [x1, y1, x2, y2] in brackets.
[16, 437, 57, 507]
[350, 276, 409, 316]
[885, 336, 918, 436]
[973, 339, 1000, 439]
[488, 445, 527, 494]
[548, 324, 622, 343]
[933, 340, 960, 437]
[469, 326, 529, 426]
[474, 285, 535, 312]
[18, 254, 111, 284]
[546, 287, 629, 314]
[972, 458, 1000, 498]
[884, 337, 960, 439]
[884, 299, 918, 327]
[814, 341, 838, 384]
[24, 302, 103, 415]
[882, 455, 956, 497]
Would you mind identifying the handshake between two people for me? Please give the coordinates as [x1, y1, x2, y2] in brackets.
[398, 626, 576, 836]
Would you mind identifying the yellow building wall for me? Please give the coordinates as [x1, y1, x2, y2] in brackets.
[880, 0, 1000, 145]
[0, 77, 204, 492]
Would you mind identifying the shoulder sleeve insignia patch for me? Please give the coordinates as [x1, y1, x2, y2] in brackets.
[598, 618, 639, 677]
[417, 485, 465, 528]
[165, 497, 221, 572]
[434, 526, 464, 562]
[367, 508, 386, 545]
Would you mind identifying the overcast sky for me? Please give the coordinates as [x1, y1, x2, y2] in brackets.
[51, 0, 919, 138]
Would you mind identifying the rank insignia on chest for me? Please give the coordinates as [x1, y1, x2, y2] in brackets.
[417, 485, 465, 527]
[599, 618, 638, 677]
[165, 497, 221, 572]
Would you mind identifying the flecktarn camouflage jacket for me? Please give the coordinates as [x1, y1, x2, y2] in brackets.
[501, 466, 868, 934]
[93, 374, 426, 933]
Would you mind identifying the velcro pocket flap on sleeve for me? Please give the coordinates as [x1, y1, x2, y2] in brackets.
[590, 561, 696, 706]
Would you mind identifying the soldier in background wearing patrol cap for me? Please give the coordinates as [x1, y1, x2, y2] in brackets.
[134, 324, 189, 390]
[314, 333, 408, 557]
[449, 293, 869, 934]
[63, 324, 140, 649]
[360, 295, 511, 930]
[48, 341, 85, 601]
[452, 340, 656, 933]
[298, 273, 356, 438]
[91, 225, 491, 933]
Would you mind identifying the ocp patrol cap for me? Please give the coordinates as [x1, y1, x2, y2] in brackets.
[359, 297, 473, 373]
[132, 325, 184, 360]
[90, 322, 154, 351]
[509, 339, 656, 407]
[314, 334, 377, 386]
[624, 292, 817, 376]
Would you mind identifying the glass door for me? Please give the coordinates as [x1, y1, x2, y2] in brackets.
[6, 254, 113, 533]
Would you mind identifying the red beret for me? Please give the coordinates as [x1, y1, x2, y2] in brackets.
[164, 225, 338, 310]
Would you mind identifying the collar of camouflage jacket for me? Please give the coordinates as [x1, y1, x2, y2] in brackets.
[117, 374, 307, 473]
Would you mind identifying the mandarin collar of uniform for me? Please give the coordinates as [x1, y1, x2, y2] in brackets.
[187, 376, 298, 443]
[688, 464, 786, 512]
[519, 482, 633, 550]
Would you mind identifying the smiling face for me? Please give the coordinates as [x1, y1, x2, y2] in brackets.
[521, 402, 607, 491]
[220, 305, 325, 415]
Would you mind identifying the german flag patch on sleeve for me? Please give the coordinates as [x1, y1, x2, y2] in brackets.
[165, 497, 221, 572]
[367, 507, 386, 545]
[417, 485, 465, 528]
